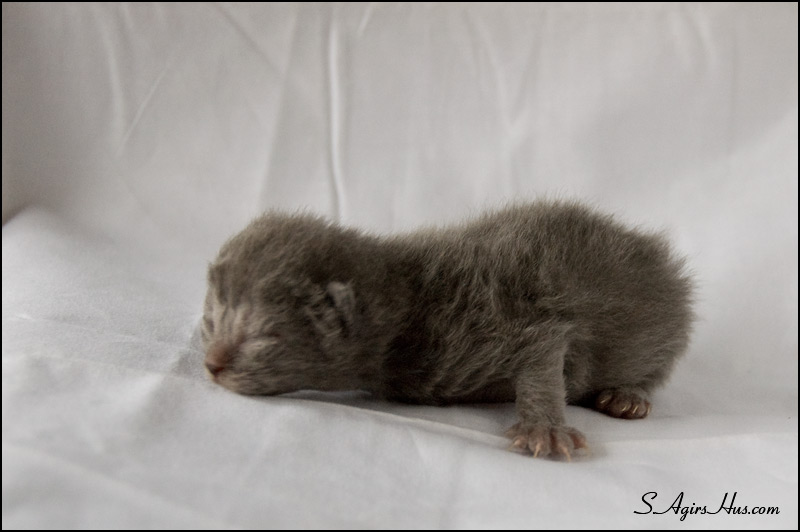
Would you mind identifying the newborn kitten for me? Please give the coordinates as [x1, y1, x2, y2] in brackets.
[201, 201, 694, 459]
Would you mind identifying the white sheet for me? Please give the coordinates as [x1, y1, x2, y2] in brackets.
[2, 3, 797, 528]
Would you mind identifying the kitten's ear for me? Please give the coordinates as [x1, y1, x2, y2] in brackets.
[305, 281, 356, 336]
[326, 281, 355, 330]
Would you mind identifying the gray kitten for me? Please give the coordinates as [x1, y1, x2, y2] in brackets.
[201, 201, 694, 459]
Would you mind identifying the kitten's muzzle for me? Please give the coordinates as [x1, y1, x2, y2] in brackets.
[204, 341, 236, 379]
[205, 361, 225, 377]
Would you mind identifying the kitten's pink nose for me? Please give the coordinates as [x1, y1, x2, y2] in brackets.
[205, 361, 225, 377]
[205, 342, 233, 378]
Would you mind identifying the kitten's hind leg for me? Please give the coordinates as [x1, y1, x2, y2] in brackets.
[593, 387, 651, 419]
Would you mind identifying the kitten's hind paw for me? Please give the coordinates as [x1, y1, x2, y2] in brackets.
[594, 388, 651, 419]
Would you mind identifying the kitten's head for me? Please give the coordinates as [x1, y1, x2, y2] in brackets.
[201, 214, 357, 396]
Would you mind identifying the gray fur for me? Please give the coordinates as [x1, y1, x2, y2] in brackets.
[202, 201, 694, 459]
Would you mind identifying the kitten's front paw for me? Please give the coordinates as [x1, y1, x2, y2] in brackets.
[505, 423, 587, 460]
[594, 388, 651, 419]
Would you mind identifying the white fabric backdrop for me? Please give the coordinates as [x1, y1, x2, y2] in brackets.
[2, 2, 797, 528]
